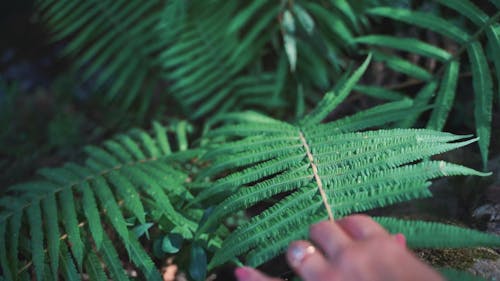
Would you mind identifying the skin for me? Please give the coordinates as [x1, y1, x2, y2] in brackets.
[234, 215, 445, 281]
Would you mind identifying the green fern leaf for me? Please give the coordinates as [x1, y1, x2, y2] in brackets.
[301, 54, 372, 125]
[371, 51, 433, 81]
[468, 42, 493, 169]
[122, 166, 197, 234]
[60, 188, 84, 269]
[84, 251, 108, 281]
[27, 202, 45, 281]
[355, 36, 451, 61]
[42, 192, 60, 277]
[80, 181, 104, 248]
[325, 99, 428, 131]
[35, 0, 169, 113]
[153, 121, 172, 155]
[108, 171, 146, 224]
[117, 134, 147, 161]
[354, 85, 406, 101]
[227, 0, 267, 34]
[92, 177, 131, 250]
[84, 146, 121, 168]
[1, 121, 195, 279]
[427, 60, 460, 131]
[367, 7, 469, 43]
[100, 233, 131, 281]
[397, 81, 438, 128]
[132, 129, 160, 159]
[127, 232, 162, 281]
[195, 57, 495, 268]
[199, 118, 489, 268]
[363, 3, 499, 167]
[60, 243, 80, 281]
[376, 217, 500, 248]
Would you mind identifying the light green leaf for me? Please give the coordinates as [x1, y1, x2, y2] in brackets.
[427, 60, 460, 131]
[282, 10, 297, 72]
[293, 4, 314, 34]
[468, 42, 493, 169]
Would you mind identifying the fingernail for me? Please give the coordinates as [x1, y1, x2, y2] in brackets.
[394, 233, 406, 247]
[289, 244, 315, 267]
[234, 267, 251, 281]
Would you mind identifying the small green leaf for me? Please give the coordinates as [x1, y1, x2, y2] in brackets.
[427, 60, 459, 131]
[282, 10, 297, 72]
[189, 243, 207, 281]
[133, 223, 154, 239]
[60, 188, 84, 269]
[162, 233, 184, 254]
[293, 4, 314, 34]
[468, 42, 493, 169]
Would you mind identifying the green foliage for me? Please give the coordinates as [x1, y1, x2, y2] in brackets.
[35, 0, 375, 119]
[193, 62, 495, 269]
[35, 0, 171, 116]
[0, 122, 201, 280]
[356, 0, 500, 168]
[2, 0, 500, 280]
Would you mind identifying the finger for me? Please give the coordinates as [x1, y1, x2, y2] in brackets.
[234, 267, 282, 281]
[337, 214, 389, 240]
[309, 220, 351, 260]
[287, 241, 334, 281]
[393, 233, 407, 248]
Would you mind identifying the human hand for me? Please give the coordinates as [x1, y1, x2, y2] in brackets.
[234, 215, 445, 281]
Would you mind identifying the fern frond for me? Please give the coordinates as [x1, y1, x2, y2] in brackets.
[376, 217, 500, 248]
[0, 122, 198, 280]
[468, 42, 493, 168]
[360, 2, 500, 168]
[35, 0, 171, 114]
[196, 62, 492, 268]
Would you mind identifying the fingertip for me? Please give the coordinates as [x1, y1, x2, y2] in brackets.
[394, 233, 407, 248]
[235, 267, 251, 281]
